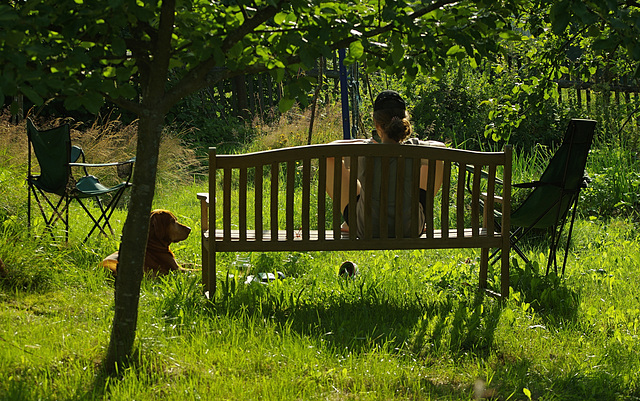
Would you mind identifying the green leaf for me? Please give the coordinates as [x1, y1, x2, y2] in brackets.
[299, 46, 317, 69]
[271, 68, 285, 83]
[446, 45, 465, 56]
[550, 1, 571, 35]
[278, 97, 295, 113]
[349, 41, 364, 60]
[390, 34, 404, 64]
[274, 12, 286, 25]
[498, 31, 521, 41]
[64, 95, 83, 110]
[117, 83, 138, 99]
[103, 66, 117, 78]
[84, 91, 104, 113]
[594, 36, 619, 51]
[4, 30, 25, 47]
[20, 86, 43, 105]
[632, 44, 640, 61]
[572, 2, 598, 25]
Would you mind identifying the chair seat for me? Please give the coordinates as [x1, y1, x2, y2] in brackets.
[75, 175, 131, 197]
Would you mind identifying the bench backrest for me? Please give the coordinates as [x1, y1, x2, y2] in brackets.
[206, 143, 511, 252]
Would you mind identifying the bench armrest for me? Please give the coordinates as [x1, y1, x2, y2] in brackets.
[197, 192, 209, 231]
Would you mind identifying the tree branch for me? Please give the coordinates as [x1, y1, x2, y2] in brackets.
[163, 0, 285, 109]
[146, 0, 175, 111]
[163, 0, 463, 110]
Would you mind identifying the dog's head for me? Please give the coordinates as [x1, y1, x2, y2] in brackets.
[149, 209, 191, 246]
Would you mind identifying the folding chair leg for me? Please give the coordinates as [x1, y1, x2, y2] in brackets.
[30, 185, 70, 241]
[80, 187, 128, 243]
[546, 228, 557, 275]
[28, 182, 31, 230]
[93, 196, 116, 235]
[489, 226, 529, 266]
[545, 195, 578, 275]
[561, 196, 581, 275]
[76, 198, 111, 240]
[65, 197, 69, 243]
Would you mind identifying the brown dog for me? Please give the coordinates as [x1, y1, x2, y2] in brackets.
[102, 209, 192, 276]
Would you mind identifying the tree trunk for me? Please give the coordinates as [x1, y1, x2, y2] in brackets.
[104, 111, 164, 373]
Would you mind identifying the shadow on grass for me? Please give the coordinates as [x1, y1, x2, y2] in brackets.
[208, 272, 506, 358]
[509, 259, 580, 325]
[411, 290, 503, 358]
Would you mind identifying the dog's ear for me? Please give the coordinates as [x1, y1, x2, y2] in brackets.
[150, 210, 176, 242]
[149, 211, 166, 241]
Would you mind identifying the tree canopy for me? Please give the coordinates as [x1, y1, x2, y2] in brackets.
[2, 0, 640, 372]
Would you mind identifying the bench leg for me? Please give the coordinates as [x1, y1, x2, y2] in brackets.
[201, 238, 209, 296]
[202, 239, 216, 299]
[209, 251, 216, 298]
[501, 245, 510, 299]
[479, 247, 489, 290]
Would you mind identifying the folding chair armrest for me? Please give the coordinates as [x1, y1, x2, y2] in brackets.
[69, 158, 135, 168]
[481, 193, 504, 204]
[70, 158, 135, 181]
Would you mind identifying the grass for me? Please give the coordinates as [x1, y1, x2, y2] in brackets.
[1, 110, 640, 400]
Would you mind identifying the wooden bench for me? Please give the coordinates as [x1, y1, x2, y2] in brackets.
[198, 143, 512, 298]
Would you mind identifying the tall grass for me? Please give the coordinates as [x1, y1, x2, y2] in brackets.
[1, 111, 640, 400]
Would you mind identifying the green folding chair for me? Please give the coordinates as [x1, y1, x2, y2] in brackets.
[471, 119, 596, 275]
[26, 118, 135, 242]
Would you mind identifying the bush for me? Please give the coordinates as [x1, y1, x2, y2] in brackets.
[405, 62, 570, 152]
[410, 81, 489, 148]
[166, 83, 257, 155]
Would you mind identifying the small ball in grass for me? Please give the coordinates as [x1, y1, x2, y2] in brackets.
[338, 261, 358, 278]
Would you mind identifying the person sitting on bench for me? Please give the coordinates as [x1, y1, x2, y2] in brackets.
[326, 90, 445, 238]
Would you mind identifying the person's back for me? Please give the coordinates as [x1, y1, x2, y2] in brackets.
[355, 154, 424, 238]
[325, 90, 444, 239]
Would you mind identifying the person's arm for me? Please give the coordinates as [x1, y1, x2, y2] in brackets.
[327, 138, 372, 170]
[416, 140, 445, 195]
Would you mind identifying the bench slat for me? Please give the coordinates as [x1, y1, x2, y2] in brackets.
[223, 168, 231, 242]
[317, 157, 326, 242]
[271, 162, 279, 242]
[363, 156, 374, 240]
[239, 167, 247, 241]
[286, 160, 295, 240]
[441, 160, 451, 239]
[302, 158, 311, 240]
[411, 157, 421, 237]
[379, 156, 389, 238]
[255, 164, 263, 241]
[456, 163, 466, 238]
[471, 163, 481, 236]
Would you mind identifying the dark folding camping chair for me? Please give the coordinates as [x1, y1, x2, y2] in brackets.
[471, 118, 596, 275]
[26, 118, 135, 242]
